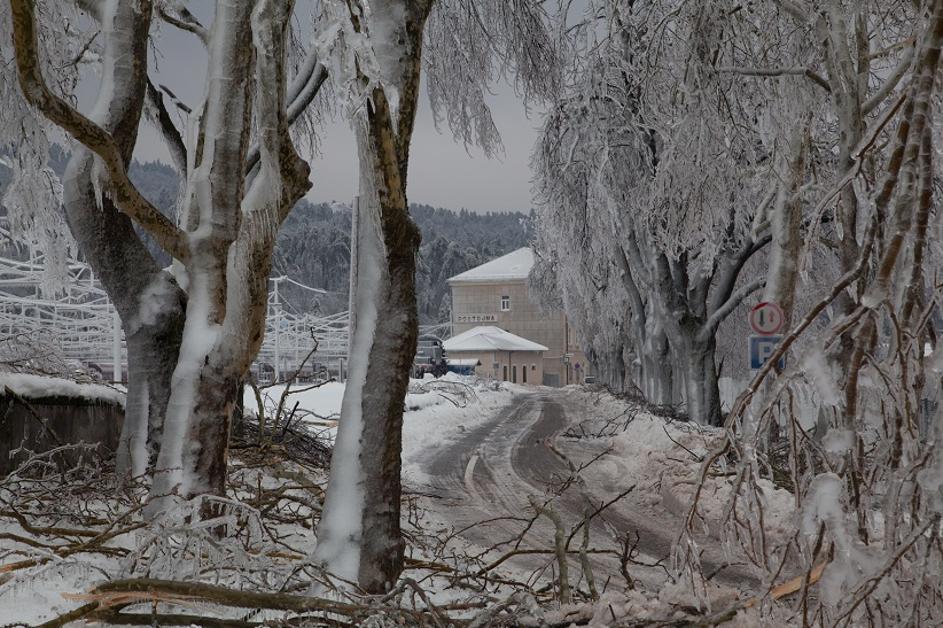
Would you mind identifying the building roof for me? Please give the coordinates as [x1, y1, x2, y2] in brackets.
[447, 247, 534, 285]
[443, 326, 548, 353]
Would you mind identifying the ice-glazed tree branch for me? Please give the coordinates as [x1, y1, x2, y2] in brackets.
[156, 2, 209, 46]
[8, 0, 191, 263]
[715, 65, 831, 91]
[862, 42, 915, 115]
[244, 55, 328, 178]
[395, 0, 435, 178]
[247, 0, 311, 221]
[145, 77, 187, 173]
[700, 275, 766, 343]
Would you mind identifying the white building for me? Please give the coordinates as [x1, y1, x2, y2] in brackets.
[447, 248, 587, 386]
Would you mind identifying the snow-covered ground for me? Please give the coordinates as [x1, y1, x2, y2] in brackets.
[0, 380, 801, 625]
[244, 374, 523, 483]
[0, 374, 522, 625]
[558, 387, 795, 547]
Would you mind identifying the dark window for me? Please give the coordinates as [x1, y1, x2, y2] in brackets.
[512, 365, 517, 383]
[523, 365, 527, 383]
[503, 365, 508, 381]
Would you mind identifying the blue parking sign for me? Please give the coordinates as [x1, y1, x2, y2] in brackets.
[750, 335, 784, 370]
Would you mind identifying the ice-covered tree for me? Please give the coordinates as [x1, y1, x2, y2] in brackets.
[312, 0, 560, 592]
[565, 0, 943, 621]
[534, 0, 786, 425]
[4, 0, 561, 593]
[4, 0, 326, 503]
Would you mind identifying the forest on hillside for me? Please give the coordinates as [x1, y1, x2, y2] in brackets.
[0, 158, 532, 322]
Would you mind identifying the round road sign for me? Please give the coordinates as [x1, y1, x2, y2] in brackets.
[749, 302, 785, 335]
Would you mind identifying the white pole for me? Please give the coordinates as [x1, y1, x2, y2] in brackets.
[348, 189, 360, 363]
[112, 308, 122, 383]
[274, 277, 282, 382]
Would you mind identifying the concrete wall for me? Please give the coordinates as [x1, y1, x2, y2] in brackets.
[0, 394, 124, 475]
[446, 349, 544, 385]
[450, 279, 588, 385]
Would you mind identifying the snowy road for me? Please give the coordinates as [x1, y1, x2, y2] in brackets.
[418, 389, 758, 591]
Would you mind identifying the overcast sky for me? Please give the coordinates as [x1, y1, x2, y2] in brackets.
[130, 10, 542, 214]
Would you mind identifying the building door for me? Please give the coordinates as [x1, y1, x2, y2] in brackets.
[503, 365, 508, 381]
[512, 365, 517, 383]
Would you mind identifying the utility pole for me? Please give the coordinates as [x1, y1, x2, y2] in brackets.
[273, 276, 284, 383]
[347, 150, 361, 366]
[111, 308, 122, 383]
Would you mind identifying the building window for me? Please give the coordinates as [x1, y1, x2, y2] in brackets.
[522, 365, 527, 383]
[500, 295, 511, 311]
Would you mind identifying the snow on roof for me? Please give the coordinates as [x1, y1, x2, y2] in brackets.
[0, 372, 125, 406]
[443, 326, 548, 353]
[448, 247, 534, 284]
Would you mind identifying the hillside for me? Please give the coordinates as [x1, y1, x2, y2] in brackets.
[0, 158, 532, 322]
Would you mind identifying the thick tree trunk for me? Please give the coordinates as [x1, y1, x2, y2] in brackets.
[117, 323, 184, 477]
[681, 335, 722, 426]
[188, 355, 240, 498]
[56, 0, 187, 480]
[357, 206, 418, 592]
[315, 0, 432, 593]
[608, 341, 625, 392]
[315, 122, 420, 592]
[146, 0, 257, 511]
[640, 328, 673, 406]
[764, 128, 808, 326]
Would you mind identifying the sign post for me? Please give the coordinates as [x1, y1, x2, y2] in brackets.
[748, 302, 785, 370]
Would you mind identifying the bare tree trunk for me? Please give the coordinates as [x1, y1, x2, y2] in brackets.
[682, 335, 722, 426]
[357, 174, 419, 592]
[187, 359, 241, 498]
[53, 0, 187, 480]
[764, 127, 808, 326]
[118, 324, 185, 477]
[315, 0, 432, 593]
[641, 327, 673, 406]
[316, 107, 422, 592]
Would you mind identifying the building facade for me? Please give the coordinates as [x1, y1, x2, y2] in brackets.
[442, 326, 547, 384]
[448, 248, 587, 386]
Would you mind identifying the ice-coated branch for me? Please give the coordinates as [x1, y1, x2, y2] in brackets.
[700, 275, 766, 342]
[395, 0, 435, 176]
[8, 0, 191, 263]
[862, 43, 915, 115]
[715, 65, 831, 92]
[707, 233, 772, 318]
[144, 78, 187, 174]
[157, 2, 209, 46]
[241, 0, 312, 222]
[286, 64, 328, 125]
[245, 58, 327, 178]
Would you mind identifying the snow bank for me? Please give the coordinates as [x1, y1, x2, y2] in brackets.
[0, 372, 125, 407]
[561, 388, 796, 548]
